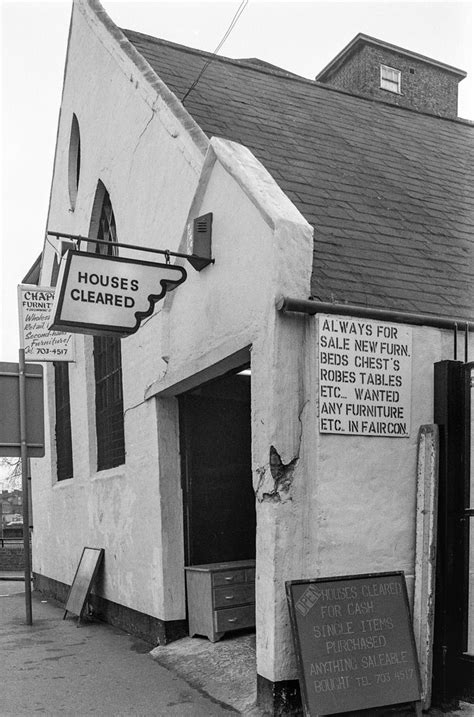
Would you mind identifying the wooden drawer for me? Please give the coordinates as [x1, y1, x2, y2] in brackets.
[212, 569, 246, 587]
[214, 604, 255, 633]
[186, 560, 256, 641]
[213, 583, 254, 609]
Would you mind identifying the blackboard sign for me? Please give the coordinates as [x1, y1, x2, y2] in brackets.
[64, 547, 104, 623]
[286, 572, 421, 716]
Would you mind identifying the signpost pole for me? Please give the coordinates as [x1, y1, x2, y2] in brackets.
[18, 348, 32, 625]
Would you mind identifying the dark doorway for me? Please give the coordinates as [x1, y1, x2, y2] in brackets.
[433, 360, 474, 706]
[179, 370, 255, 566]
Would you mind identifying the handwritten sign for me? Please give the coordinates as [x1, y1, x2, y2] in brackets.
[286, 573, 421, 716]
[318, 315, 412, 437]
[18, 285, 74, 362]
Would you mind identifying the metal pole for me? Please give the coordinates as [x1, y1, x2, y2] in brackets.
[46, 231, 213, 266]
[18, 348, 32, 625]
[276, 296, 474, 331]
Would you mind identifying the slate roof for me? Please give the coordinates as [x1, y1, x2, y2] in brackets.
[123, 30, 474, 320]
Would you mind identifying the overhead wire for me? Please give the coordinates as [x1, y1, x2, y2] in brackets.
[45, 234, 64, 258]
[181, 0, 249, 105]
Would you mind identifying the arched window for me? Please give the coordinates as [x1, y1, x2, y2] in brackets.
[55, 361, 73, 481]
[68, 114, 81, 210]
[89, 182, 125, 470]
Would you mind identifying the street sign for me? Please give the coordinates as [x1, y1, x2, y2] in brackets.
[0, 362, 44, 457]
[18, 284, 74, 362]
[49, 250, 187, 337]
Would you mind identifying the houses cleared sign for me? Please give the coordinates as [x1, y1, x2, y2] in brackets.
[49, 251, 187, 337]
[318, 314, 412, 437]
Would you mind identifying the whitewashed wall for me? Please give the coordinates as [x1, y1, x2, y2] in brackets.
[31, 0, 316, 656]
[32, 0, 207, 618]
[255, 320, 474, 683]
[31, 0, 472, 691]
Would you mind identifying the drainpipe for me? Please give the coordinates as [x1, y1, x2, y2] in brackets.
[276, 297, 471, 361]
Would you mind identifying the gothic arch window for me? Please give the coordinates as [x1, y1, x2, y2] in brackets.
[89, 182, 125, 470]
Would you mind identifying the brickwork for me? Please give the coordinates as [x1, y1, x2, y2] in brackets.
[322, 44, 461, 118]
[0, 546, 25, 571]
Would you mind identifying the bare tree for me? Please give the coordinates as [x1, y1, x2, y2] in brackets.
[0, 457, 22, 491]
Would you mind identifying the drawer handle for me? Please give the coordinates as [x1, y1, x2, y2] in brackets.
[224, 595, 234, 600]
[225, 576, 234, 582]
[227, 617, 239, 623]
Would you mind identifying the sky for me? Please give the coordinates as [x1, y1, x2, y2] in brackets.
[0, 0, 473, 366]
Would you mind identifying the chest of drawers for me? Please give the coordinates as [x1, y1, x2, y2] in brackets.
[185, 560, 256, 642]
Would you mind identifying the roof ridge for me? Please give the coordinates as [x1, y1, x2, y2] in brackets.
[123, 28, 474, 127]
[121, 28, 302, 79]
[316, 32, 467, 81]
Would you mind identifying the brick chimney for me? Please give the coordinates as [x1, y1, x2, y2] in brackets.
[316, 33, 466, 118]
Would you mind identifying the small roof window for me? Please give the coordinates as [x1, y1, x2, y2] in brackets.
[380, 64, 401, 94]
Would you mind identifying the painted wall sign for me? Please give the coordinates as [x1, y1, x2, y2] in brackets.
[18, 285, 74, 362]
[49, 251, 187, 337]
[318, 314, 412, 437]
[286, 572, 422, 716]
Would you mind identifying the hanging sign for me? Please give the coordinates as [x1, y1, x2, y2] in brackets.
[18, 285, 75, 362]
[286, 572, 422, 716]
[318, 314, 412, 437]
[49, 251, 187, 337]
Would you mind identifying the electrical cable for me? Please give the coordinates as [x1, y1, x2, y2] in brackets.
[45, 235, 60, 254]
[182, 0, 248, 104]
[45, 234, 78, 258]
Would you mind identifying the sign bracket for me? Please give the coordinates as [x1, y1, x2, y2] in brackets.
[47, 231, 214, 271]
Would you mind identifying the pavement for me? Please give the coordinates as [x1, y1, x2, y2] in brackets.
[1, 574, 473, 717]
[0, 577, 238, 716]
[150, 632, 257, 713]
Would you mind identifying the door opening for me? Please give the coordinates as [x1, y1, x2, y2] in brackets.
[179, 369, 255, 566]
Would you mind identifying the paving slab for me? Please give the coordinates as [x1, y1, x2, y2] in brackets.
[151, 632, 257, 714]
[3, 580, 472, 716]
[0, 581, 233, 716]
[150, 634, 474, 717]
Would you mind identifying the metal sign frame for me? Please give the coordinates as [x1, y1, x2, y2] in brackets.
[0, 356, 45, 625]
[63, 547, 105, 625]
[47, 230, 214, 271]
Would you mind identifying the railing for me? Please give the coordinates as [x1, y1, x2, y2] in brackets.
[0, 537, 26, 548]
